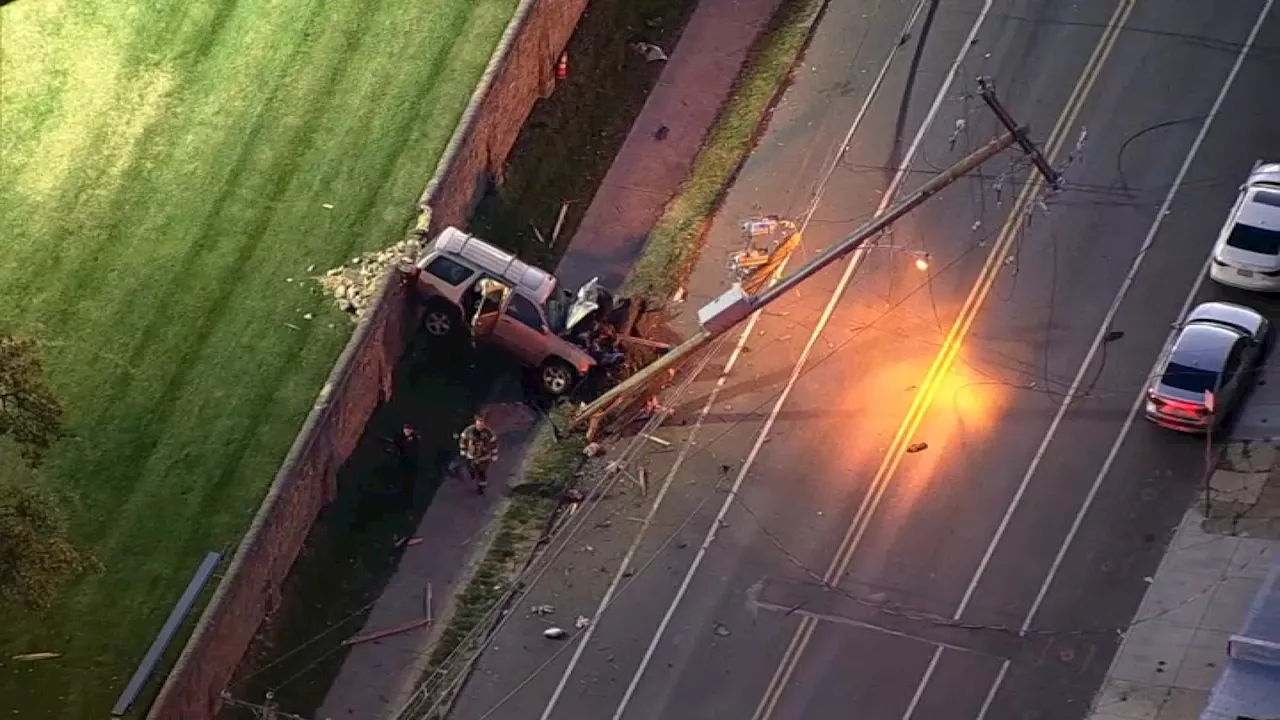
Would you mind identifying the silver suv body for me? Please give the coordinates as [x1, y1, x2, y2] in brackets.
[412, 227, 608, 396]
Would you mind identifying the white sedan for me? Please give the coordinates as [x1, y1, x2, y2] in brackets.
[1209, 161, 1280, 292]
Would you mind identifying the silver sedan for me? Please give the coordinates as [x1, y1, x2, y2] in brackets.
[1145, 301, 1270, 433]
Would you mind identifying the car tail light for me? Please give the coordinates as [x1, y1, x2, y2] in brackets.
[1148, 393, 1209, 418]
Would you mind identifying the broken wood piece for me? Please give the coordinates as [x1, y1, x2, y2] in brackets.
[341, 618, 430, 646]
[640, 433, 671, 447]
[552, 202, 570, 244]
[637, 467, 649, 495]
[617, 335, 674, 351]
[11, 652, 60, 662]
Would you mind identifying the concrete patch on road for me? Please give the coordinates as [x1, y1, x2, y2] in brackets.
[746, 577, 1023, 661]
[1084, 439, 1280, 720]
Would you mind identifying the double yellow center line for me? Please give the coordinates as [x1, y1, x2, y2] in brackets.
[751, 0, 1141, 716]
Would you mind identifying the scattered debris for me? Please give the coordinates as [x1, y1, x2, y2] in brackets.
[11, 652, 60, 662]
[552, 202, 571, 245]
[322, 203, 334, 210]
[561, 488, 585, 518]
[644, 396, 673, 416]
[342, 618, 430, 646]
[653, 124, 670, 141]
[530, 222, 549, 246]
[671, 286, 687, 303]
[425, 582, 433, 623]
[713, 623, 731, 637]
[636, 466, 649, 496]
[632, 41, 669, 62]
[531, 604, 556, 616]
[544, 627, 568, 639]
[318, 235, 426, 320]
[905, 442, 928, 454]
[574, 615, 592, 629]
[640, 433, 671, 447]
[1104, 330, 1125, 343]
[584, 442, 605, 458]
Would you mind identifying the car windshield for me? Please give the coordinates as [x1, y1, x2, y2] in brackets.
[1225, 222, 1280, 255]
[1162, 362, 1219, 394]
[545, 289, 572, 334]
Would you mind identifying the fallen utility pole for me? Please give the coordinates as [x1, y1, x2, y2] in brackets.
[575, 82, 1060, 429]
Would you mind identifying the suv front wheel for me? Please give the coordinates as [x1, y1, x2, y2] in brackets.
[538, 359, 578, 397]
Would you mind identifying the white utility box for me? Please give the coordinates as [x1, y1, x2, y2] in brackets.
[698, 284, 755, 335]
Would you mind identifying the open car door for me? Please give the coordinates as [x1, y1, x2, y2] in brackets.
[470, 278, 513, 339]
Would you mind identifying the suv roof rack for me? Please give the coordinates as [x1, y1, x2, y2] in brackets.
[433, 227, 557, 304]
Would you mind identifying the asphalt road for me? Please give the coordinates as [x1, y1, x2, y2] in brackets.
[446, 0, 1280, 718]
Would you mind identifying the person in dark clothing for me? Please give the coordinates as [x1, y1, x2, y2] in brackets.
[458, 414, 498, 494]
[391, 424, 420, 496]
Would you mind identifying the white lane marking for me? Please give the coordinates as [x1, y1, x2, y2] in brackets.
[969, 0, 1274, 715]
[536, 310, 761, 720]
[606, 3, 998, 719]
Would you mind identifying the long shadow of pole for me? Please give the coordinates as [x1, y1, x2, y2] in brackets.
[888, 0, 943, 177]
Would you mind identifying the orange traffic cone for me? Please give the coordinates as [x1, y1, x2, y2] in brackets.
[555, 51, 569, 80]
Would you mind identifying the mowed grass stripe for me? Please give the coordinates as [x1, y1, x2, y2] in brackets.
[82, 0, 486, 582]
[0, 0, 518, 714]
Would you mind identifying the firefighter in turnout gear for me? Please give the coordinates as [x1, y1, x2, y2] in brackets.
[459, 414, 499, 494]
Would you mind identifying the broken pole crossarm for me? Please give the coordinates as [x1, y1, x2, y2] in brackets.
[751, 129, 1017, 308]
[976, 77, 1060, 189]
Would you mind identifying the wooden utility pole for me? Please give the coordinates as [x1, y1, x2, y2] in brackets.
[574, 79, 1060, 429]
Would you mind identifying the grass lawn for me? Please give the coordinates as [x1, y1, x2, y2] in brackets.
[0, 0, 516, 715]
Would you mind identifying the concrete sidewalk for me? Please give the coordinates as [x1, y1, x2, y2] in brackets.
[316, 0, 785, 717]
[555, 0, 782, 292]
[1086, 438, 1280, 720]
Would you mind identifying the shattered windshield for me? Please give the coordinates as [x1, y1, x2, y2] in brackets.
[546, 289, 573, 334]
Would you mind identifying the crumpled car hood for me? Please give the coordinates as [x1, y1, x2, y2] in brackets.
[566, 277, 605, 334]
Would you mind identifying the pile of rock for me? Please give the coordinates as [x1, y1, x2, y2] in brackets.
[318, 235, 425, 319]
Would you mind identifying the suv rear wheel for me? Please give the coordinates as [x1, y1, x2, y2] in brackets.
[422, 304, 458, 337]
[538, 359, 578, 397]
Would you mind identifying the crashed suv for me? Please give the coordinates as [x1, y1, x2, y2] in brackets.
[412, 227, 623, 396]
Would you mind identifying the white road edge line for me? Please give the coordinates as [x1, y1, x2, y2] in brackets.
[535, 311, 761, 720]
[607, 2, 997, 719]
[973, 1, 1274, 714]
